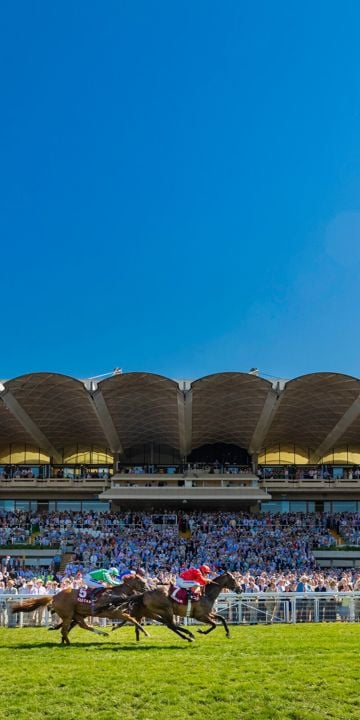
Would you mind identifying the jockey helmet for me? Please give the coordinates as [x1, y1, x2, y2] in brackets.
[200, 564, 211, 574]
[109, 567, 119, 576]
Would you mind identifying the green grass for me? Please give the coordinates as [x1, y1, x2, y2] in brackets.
[0, 624, 359, 720]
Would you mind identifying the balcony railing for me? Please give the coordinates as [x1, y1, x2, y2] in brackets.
[260, 477, 360, 490]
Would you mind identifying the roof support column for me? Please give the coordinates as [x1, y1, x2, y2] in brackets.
[0, 390, 62, 464]
[248, 384, 283, 456]
[184, 385, 193, 462]
[91, 387, 125, 456]
[310, 394, 360, 463]
[177, 386, 187, 461]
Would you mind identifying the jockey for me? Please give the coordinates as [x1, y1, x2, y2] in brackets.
[175, 565, 211, 596]
[83, 567, 121, 589]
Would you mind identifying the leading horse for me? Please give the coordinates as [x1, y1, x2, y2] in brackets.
[115, 571, 241, 642]
[12, 575, 148, 645]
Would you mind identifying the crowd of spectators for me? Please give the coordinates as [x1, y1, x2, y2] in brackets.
[1, 509, 360, 627]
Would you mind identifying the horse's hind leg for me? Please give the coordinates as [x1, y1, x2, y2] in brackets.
[158, 612, 195, 642]
[50, 619, 78, 633]
[172, 622, 195, 640]
[165, 619, 195, 641]
[49, 621, 63, 631]
[61, 618, 72, 646]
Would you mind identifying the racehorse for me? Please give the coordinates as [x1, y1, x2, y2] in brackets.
[12, 575, 148, 645]
[115, 571, 241, 642]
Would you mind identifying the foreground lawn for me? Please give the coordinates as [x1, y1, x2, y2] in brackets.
[0, 624, 359, 720]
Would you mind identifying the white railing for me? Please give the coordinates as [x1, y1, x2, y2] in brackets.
[209, 591, 360, 625]
[1, 592, 360, 629]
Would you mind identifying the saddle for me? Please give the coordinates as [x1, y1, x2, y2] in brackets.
[77, 587, 105, 604]
[169, 585, 201, 606]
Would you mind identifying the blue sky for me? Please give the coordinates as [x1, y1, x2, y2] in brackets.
[1, 1, 360, 381]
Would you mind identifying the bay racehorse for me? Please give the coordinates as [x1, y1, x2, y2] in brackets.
[12, 575, 148, 645]
[115, 571, 241, 642]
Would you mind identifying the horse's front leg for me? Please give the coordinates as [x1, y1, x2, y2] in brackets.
[120, 612, 150, 638]
[74, 614, 109, 637]
[197, 612, 230, 638]
[111, 620, 126, 632]
[197, 613, 218, 636]
[109, 617, 145, 641]
[213, 612, 231, 637]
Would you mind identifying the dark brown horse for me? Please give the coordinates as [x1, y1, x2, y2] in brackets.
[115, 571, 241, 642]
[12, 575, 148, 645]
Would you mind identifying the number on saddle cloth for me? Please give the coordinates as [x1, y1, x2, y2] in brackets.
[78, 586, 104, 604]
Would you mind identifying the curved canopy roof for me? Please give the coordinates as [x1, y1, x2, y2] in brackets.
[99, 372, 181, 450]
[263, 372, 360, 451]
[3, 373, 108, 452]
[0, 398, 35, 445]
[191, 373, 273, 450]
[0, 370, 360, 459]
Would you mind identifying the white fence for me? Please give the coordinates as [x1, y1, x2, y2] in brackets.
[208, 591, 360, 625]
[1, 592, 360, 629]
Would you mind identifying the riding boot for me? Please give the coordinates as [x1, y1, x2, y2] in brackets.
[91, 587, 104, 603]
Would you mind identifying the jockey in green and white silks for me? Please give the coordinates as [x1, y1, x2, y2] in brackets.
[83, 567, 121, 588]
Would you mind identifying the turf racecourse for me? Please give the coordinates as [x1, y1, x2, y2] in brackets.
[0, 625, 359, 720]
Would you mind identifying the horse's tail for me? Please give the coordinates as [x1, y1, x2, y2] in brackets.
[12, 596, 52, 614]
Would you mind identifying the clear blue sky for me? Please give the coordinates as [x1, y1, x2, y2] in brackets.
[2, 1, 360, 381]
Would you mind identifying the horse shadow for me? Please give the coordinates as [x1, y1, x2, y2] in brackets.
[0, 641, 193, 651]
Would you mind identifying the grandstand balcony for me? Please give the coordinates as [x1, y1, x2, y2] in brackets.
[260, 476, 360, 495]
[0, 475, 110, 504]
[98, 470, 270, 508]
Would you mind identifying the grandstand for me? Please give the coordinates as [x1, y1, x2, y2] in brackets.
[0, 370, 360, 515]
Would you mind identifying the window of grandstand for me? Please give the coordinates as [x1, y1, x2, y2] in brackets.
[0, 500, 111, 513]
[324, 501, 358, 512]
[187, 442, 250, 466]
[0, 465, 50, 479]
[261, 501, 316, 513]
[48, 501, 110, 512]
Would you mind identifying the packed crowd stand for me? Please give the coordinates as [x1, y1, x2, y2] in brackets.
[1, 510, 360, 627]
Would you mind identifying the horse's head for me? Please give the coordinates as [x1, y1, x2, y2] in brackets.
[122, 574, 147, 594]
[216, 571, 242, 594]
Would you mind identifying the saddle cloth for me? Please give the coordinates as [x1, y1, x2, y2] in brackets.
[77, 587, 105, 604]
[169, 585, 201, 605]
